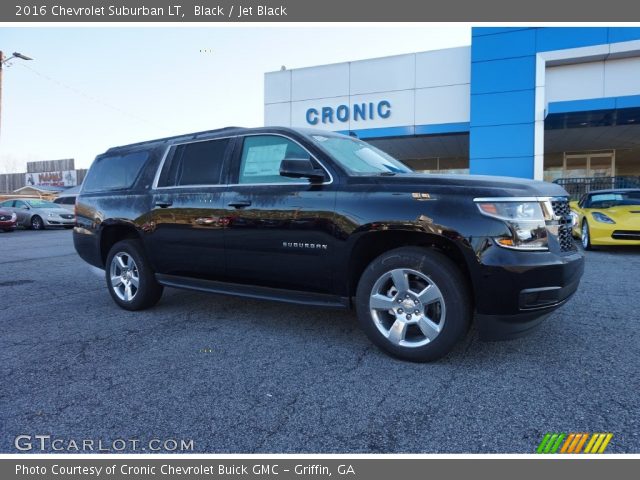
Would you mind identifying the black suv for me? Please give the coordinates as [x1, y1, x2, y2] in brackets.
[74, 127, 584, 361]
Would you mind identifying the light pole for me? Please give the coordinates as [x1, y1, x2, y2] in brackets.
[0, 51, 33, 138]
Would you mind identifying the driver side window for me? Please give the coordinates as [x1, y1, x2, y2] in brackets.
[238, 135, 310, 184]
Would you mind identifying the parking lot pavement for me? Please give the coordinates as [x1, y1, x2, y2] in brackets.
[1, 228, 639, 453]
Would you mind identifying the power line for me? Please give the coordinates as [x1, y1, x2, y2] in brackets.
[16, 62, 169, 129]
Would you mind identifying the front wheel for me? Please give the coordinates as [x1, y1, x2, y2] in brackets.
[30, 215, 44, 230]
[581, 220, 593, 250]
[105, 239, 163, 311]
[355, 247, 471, 362]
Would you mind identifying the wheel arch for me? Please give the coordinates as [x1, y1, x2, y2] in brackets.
[99, 221, 142, 266]
[345, 230, 474, 303]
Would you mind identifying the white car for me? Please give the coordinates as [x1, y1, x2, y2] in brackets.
[0, 198, 75, 230]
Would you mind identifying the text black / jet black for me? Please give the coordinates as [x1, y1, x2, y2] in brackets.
[74, 127, 584, 361]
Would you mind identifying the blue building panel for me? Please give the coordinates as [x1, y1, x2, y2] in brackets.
[607, 27, 640, 44]
[536, 27, 609, 52]
[470, 157, 535, 179]
[471, 29, 536, 62]
[471, 28, 533, 37]
[471, 90, 535, 127]
[470, 56, 536, 95]
[414, 122, 470, 135]
[615, 95, 640, 109]
[470, 124, 534, 159]
[547, 97, 616, 115]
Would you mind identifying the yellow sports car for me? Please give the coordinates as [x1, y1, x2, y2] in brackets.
[570, 189, 640, 249]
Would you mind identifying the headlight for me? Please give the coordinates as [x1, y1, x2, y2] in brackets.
[476, 199, 549, 251]
[569, 211, 579, 228]
[591, 212, 615, 224]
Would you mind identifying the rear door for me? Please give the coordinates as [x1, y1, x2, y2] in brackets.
[147, 137, 234, 279]
[223, 134, 337, 293]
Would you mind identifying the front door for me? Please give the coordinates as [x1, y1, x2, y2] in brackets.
[223, 134, 337, 293]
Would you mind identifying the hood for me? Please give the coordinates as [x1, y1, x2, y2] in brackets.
[350, 172, 569, 198]
[35, 207, 71, 215]
[589, 205, 640, 219]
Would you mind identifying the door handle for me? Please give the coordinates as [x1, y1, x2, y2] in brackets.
[228, 200, 252, 208]
[155, 200, 173, 208]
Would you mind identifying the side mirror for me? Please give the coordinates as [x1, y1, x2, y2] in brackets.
[279, 157, 325, 182]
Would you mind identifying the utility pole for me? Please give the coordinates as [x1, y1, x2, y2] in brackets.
[0, 51, 5, 138]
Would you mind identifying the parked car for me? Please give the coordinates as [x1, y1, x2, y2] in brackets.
[73, 127, 584, 361]
[0, 198, 75, 230]
[53, 195, 77, 211]
[571, 189, 640, 249]
[0, 207, 17, 232]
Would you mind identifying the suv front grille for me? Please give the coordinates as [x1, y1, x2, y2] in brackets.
[551, 198, 576, 252]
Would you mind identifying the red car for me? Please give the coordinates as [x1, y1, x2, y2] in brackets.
[0, 207, 17, 232]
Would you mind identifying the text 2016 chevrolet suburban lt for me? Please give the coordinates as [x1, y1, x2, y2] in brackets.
[73, 127, 584, 361]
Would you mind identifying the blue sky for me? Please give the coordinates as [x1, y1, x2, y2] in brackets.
[0, 26, 469, 172]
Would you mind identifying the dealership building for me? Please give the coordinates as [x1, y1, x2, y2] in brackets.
[264, 27, 640, 182]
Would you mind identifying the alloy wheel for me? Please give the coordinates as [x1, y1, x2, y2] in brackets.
[109, 252, 140, 302]
[369, 268, 446, 348]
[581, 222, 589, 249]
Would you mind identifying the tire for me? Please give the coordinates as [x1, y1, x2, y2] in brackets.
[105, 239, 163, 311]
[355, 247, 471, 362]
[581, 220, 593, 250]
[30, 215, 44, 230]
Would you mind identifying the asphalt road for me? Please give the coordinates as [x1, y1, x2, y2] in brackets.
[1, 228, 638, 453]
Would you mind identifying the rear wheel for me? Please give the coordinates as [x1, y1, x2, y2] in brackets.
[581, 220, 593, 250]
[30, 215, 44, 230]
[105, 239, 163, 311]
[355, 247, 471, 362]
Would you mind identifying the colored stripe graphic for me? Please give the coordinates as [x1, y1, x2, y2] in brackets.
[574, 433, 589, 453]
[537, 433, 613, 453]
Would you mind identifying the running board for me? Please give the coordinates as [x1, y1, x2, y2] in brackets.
[155, 274, 350, 309]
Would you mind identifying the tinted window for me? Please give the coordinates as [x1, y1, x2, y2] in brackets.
[238, 136, 310, 184]
[83, 151, 149, 193]
[0, 200, 13, 208]
[158, 139, 229, 187]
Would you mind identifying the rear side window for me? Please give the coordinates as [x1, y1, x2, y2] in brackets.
[157, 138, 230, 187]
[83, 151, 149, 193]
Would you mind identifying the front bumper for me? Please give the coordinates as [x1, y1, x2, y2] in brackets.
[471, 245, 584, 340]
[0, 220, 17, 230]
[44, 217, 75, 227]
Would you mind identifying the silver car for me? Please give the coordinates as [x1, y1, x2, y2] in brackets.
[0, 198, 75, 230]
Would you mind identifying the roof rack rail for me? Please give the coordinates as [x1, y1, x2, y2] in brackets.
[106, 126, 246, 152]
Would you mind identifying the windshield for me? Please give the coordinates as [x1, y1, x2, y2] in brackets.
[310, 134, 412, 174]
[27, 199, 59, 209]
[588, 191, 640, 208]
